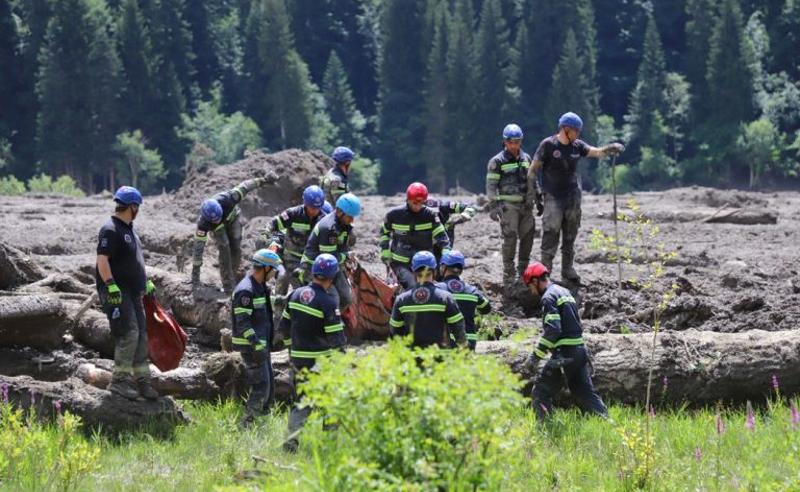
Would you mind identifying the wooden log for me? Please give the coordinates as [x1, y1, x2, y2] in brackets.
[0, 295, 68, 349]
[72, 309, 114, 358]
[0, 242, 44, 289]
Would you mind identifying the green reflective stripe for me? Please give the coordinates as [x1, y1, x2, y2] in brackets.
[555, 337, 584, 347]
[534, 348, 549, 358]
[253, 297, 267, 306]
[282, 310, 292, 319]
[497, 195, 524, 202]
[446, 312, 464, 324]
[337, 231, 348, 243]
[381, 250, 391, 259]
[339, 253, 347, 263]
[291, 223, 311, 231]
[324, 323, 344, 333]
[195, 233, 208, 241]
[289, 302, 324, 318]
[415, 222, 433, 231]
[392, 224, 410, 232]
[454, 203, 463, 213]
[214, 223, 226, 232]
[477, 298, 490, 308]
[538, 338, 556, 349]
[399, 304, 446, 314]
[242, 328, 255, 338]
[557, 295, 576, 306]
[544, 313, 561, 322]
[225, 207, 239, 222]
[389, 318, 405, 328]
[233, 187, 245, 201]
[319, 244, 337, 252]
[283, 339, 292, 346]
[286, 249, 303, 258]
[380, 235, 390, 242]
[255, 343, 266, 351]
[232, 337, 250, 345]
[392, 253, 410, 263]
[432, 225, 446, 237]
[487, 173, 501, 180]
[301, 255, 313, 264]
[500, 163, 520, 171]
[234, 307, 253, 315]
[452, 293, 479, 303]
[276, 217, 287, 233]
[290, 349, 332, 359]
[466, 333, 478, 341]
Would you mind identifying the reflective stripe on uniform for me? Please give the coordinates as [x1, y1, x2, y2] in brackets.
[432, 225, 446, 237]
[415, 222, 433, 231]
[285, 249, 303, 258]
[446, 312, 464, 324]
[544, 313, 561, 322]
[466, 333, 478, 341]
[389, 318, 405, 328]
[282, 310, 292, 319]
[477, 298, 490, 308]
[232, 337, 251, 345]
[324, 322, 344, 333]
[399, 304, 446, 314]
[292, 223, 311, 231]
[452, 293, 479, 303]
[555, 337, 584, 347]
[534, 348, 549, 358]
[234, 307, 252, 315]
[319, 244, 337, 252]
[487, 173, 501, 180]
[253, 296, 267, 306]
[242, 328, 255, 338]
[497, 195, 524, 202]
[392, 224, 410, 231]
[557, 295, 576, 306]
[392, 253, 410, 263]
[195, 233, 209, 241]
[289, 302, 324, 318]
[290, 349, 333, 359]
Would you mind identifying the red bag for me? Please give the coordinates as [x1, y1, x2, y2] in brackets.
[143, 295, 188, 372]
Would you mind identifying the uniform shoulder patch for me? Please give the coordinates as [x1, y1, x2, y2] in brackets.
[413, 287, 430, 304]
[425, 199, 439, 208]
[100, 237, 108, 248]
[240, 295, 250, 306]
[299, 288, 315, 305]
[553, 149, 562, 159]
[124, 234, 132, 243]
[447, 279, 464, 293]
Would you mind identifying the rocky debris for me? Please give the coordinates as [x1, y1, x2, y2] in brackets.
[72, 308, 114, 357]
[0, 295, 69, 349]
[0, 242, 44, 289]
[479, 328, 800, 405]
[690, 187, 769, 209]
[732, 296, 766, 313]
[0, 375, 189, 433]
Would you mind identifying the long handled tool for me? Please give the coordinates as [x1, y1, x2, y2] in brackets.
[611, 154, 622, 308]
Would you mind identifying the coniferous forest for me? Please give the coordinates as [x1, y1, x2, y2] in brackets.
[1, 0, 799, 195]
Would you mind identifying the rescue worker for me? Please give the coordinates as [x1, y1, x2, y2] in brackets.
[486, 124, 537, 285]
[522, 262, 607, 419]
[436, 251, 491, 351]
[321, 146, 354, 205]
[389, 251, 466, 349]
[424, 198, 477, 259]
[191, 176, 273, 293]
[380, 183, 451, 290]
[321, 201, 334, 216]
[95, 186, 159, 400]
[231, 249, 283, 425]
[300, 193, 361, 311]
[275, 253, 346, 452]
[529, 112, 624, 283]
[256, 185, 326, 321]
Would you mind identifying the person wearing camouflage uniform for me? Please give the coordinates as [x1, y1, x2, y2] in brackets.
[321, 146, 354, 205]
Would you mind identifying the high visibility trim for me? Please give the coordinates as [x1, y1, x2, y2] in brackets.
[214, 223, 226, 232]
[232, 337, 250, 345]
[392, 224, 411, 232]
[477, 298, 490, 308]
[195, 233, 209, 241]
[557, 295, 576, 306]
[380, 235, 390, 242]
[337, 231, 348, 243]
[487, 173, 501, 180]
[497, 195, 524, 202]
[242, 328, 255, 338]
[282, 310, 292, 319]
[290, 349, 333, 359]
[415, 222, 433, 231]
[399, 304, 446, 314]
[381, 249, 391, 259]
[301, 255, 313, 264]
[452, 293, 479, 303]
[291, 223, 311, 231]
[319, 245, 337, 252]
[432, 225, 446, 237]
[253, 296, 267, 306]
[534, 348, 549, 359]
[255, 343, 266, 351]
[389, 318, 405, 328]
[446, 312, 464, 324]
[283, 339, 292, 346]
[324, 322, 344, 333]
[289, 302, 324, 318]
[285, 249, 303, 258]
[392, 253, 410, 263]
[466, 333, 478, 341]
[234, 307, 252, 315]
[276, 217, 287, 232]
[233, 187, 245, 201]
[554, 337, 584, 347]
[544, 313, 561, 322]
[538, 338, 556, 348]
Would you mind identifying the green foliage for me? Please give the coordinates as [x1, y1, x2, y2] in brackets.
[348, 157, 378, 194]
[736, 118, 786, 187]
[25, 173, 85, 196]
[0, 137, 11, 170]
[26, 172, 53, 193]
[113, 130, 166, 193]
[322, 51, 367, 151]
[298, 338, 527, 489]
[0, 175, 25, 195]
[179, 89, 261, 165]
[598, 163, 637, 194]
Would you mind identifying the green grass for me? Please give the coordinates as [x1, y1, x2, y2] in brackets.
[3, 399, 799, 491]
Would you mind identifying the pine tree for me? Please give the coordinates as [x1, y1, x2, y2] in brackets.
[144, 0, 197, 108]
[377, 0, 426, 191]
[118, 0, 155, 135]
[685, 0, 716, 112]
[322, 51, 367, 151]
[420, 7, 449, 192]
[184, 0, 220, 97]
[624, 15, 668, 161]
[773, 0, 800, 80]
[0, 0, 21, 141]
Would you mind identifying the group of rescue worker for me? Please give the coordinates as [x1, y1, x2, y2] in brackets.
[94, 110, 623, 452]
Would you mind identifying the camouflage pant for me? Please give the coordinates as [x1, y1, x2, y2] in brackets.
[100, 289, 149, 379]
[391, 263, 417, 291]
[241, 349, 274, 415]
[213, 219, 242, 293]
[326, 270, 353, 309]
[498, 203, 535, 278]
[273, 257, 303, 324]
[540, 193, 582, 268]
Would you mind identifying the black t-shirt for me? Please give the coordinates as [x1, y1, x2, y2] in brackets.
[95, 216, 146, 293]
[534, 136, 590, 197]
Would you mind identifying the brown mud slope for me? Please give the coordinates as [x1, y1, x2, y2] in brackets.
[1, 148, 800, 421]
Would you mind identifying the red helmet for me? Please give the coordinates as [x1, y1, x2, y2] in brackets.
[406, 182, 428, 202]
[522, 262, 549, 284]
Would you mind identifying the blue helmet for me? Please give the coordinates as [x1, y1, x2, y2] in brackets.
[411, 251, 437, 272]
[252, 249, 282, 270]
[200, 198, 223, 223]
[303, 185, 325, 208]
[321, 201, 333, 215]
[331, 146, 355, 164]
[312, 253, 339, 279]
[113, 186, 143, 205]
[502, 124, 523, 140]
[336, 193, 361, 217]
[441, 250, 466, 269]
[558, 112, 583, 131]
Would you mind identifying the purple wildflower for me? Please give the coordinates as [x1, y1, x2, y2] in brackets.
[791, 401, 799, 429]
[772, 374, 780, 392]
[716, 414, 726, 435]
[745, 402, 755, 431]
[54, 400, 62, 415]
[1, 383, 8, 404]
[694, 447, 702, 462]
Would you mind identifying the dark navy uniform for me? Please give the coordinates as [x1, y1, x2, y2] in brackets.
[321, 165, 349, 205]
[192, 179, 261, 292]
[278, 283, 345, 436]
[436, 275, 491, 350]
[531, 283, 606, 418]
[301, 212, 354, 309]
[389, 282, 466, 348]
[486, 149, 535, 281]
[532, 136, 591, 277]
[95, 216, 149, 380]
[231, 275, 275, 415]
[380, 206, 451, 290]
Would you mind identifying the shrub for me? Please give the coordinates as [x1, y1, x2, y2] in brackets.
[349, 157, 378, 194]
[51, 175, 85, 197]
[0, 175, 26, 196]
[298, 338, 527, 490]
[27, 173, 54, 193]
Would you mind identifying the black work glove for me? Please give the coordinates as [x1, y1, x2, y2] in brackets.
[535, 193, 544, 217]
[525, 352, 541, 375]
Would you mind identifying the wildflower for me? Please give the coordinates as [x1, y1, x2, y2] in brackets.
[54, 400, 62, 415]
[745, 402, 755, 431]
[715, 414, 726, 435]
[1, 383, 7, 404]
[791, 401, 799, 429]
[772, 374, 780, 392]
[694, 447, 702, 462]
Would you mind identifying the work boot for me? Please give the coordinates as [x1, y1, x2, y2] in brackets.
[503, 262, 516, 285]
[282, 437, 299, 454]
[107, 377, 141, 400]
[561, 253, 581, 283]
[517, 263, 528, 278]
[137, 377, 159, 400]
[540, 254, 554, 273]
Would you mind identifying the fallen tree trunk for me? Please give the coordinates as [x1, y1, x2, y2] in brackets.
[72, 309, 114, 358]
[478, 329, 800, 405]
[0, 295, 68, 349]
[629, 209, 778, 225]
[0, 375, 188, 433]
[0, 242, 44, 289]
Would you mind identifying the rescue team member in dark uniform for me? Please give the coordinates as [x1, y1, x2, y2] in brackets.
[300, 193, 361, 311]
[436, 251, 491, 351]
[321, 146, 354, 205]
[486, 124, 538, 286]
[380, 183, 451, 291]
[522, 262, 607, 419]
[230, 249, 283, 426]
[275, 254, 346, 453]
[95, 186, 159, 400]
[424, 198, 477, 260]
[389, 251, 466, 349]
[191, 176, 272, 293]
[256, 185, 326, 322]
[529, 112, 624, 283]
